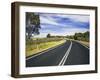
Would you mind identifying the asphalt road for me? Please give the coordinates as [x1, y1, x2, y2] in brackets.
[26, 40, 89, 67]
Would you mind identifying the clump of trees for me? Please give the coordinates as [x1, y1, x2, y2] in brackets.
[47, 33, 51, 38]
[66, 31, 89, 42]
[74, 31, 89, 41]
[26, 12, 41, 39]
[46, 33, 65, 38]
[46, 31, 89, 42]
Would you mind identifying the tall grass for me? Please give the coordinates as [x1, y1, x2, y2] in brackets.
[26, 38, 65, 57]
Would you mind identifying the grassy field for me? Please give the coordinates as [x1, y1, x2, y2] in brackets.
[26, 39, 66, 57]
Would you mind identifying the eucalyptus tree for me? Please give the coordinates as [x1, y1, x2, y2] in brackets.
[26, 12, 41, 39]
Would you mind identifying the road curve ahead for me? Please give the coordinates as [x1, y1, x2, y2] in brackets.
[26, 40, 89, 67]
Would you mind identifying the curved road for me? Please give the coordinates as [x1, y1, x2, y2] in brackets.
[26, 40, 89, 67]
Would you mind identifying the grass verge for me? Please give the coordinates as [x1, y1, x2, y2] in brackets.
[74, 40, 89, 48]
[26, 40, 66, 57]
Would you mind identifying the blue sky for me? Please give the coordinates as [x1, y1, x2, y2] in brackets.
[35, 13, 89, 38]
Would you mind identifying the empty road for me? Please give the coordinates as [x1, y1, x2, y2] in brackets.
[26, 40, 89, 67]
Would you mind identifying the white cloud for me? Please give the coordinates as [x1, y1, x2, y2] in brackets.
[40, 13, 89, 29]
[53, 14, 89, 22]
[40, 15, 59, 26]
[66, 15, 89, 23]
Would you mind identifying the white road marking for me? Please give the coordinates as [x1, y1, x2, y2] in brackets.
[58, 41, 72, 66]
[26, 42, 66, 60]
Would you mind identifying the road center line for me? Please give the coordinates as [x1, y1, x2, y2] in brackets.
[58, 41, 72, 66]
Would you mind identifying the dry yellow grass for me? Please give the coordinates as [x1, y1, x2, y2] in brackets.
[26, 40, 66, 57]
[73, 40, 89, 47]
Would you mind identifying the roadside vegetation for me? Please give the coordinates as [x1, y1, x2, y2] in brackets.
[26, 38, 66, 57]
[66, 31, 89, 42]
[76, 41, 89, 47]
[66, 31, 89, 47]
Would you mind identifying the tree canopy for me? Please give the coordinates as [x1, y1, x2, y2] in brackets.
[73, 31, 89, 41]
[26, 12, 41, 39]
[47, 33, 51, 38]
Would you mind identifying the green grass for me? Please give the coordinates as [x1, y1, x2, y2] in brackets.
[26, 40, 66, 57]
